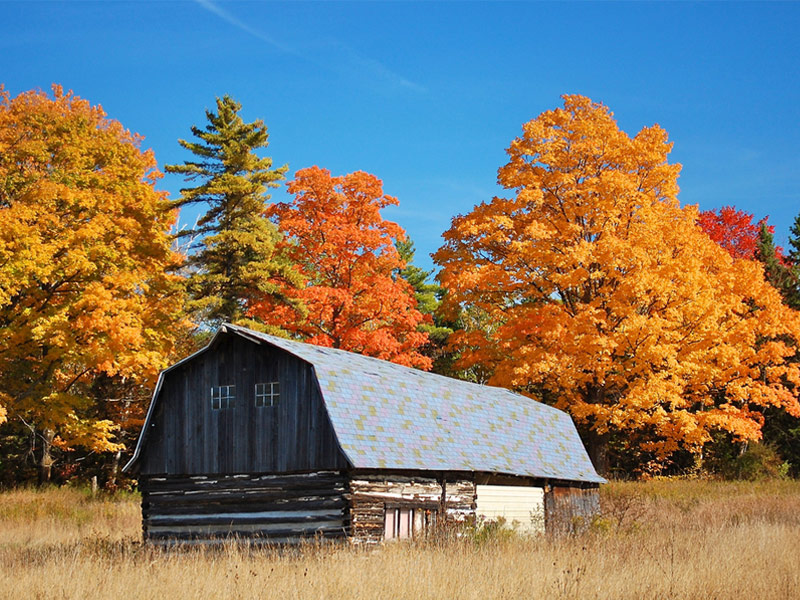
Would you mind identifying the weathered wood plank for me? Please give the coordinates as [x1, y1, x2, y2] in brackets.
[147, 527, 347, 541]
[140, 471, 346, 493]
[146, 512, 344, 527]
[544, 485, 600, 535]
[144, 496, 347, 516]
[140, 472, 349, 544]
[348, 476, 476, 543]
[144, 486, 345, 502]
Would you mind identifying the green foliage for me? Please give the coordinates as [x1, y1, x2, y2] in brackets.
[395, 238, 440, 316]
[166, 95, 301, 328]
[756, 222, 799, 308]
[0, 420, 37, 487]
[394, 237, 454, 369]
[755, 218, 800, 475]
[788, 212, 800, 266]
[760, 407, 800, 477]
[704, 435, 789, 481]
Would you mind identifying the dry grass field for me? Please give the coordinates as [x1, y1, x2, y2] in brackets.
[1, 479, 799, 599]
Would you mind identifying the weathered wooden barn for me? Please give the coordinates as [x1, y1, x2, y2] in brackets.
[124, 324, 604, 544]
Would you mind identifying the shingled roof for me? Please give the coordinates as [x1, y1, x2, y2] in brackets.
[220, 324, 603, 484]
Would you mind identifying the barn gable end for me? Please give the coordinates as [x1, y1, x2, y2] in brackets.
[135, 332, 349, 476]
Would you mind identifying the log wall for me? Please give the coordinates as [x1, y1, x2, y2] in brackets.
[140, 471, 348, 544]
[348, 474, 476, 543]
[139, 468, 600, 544]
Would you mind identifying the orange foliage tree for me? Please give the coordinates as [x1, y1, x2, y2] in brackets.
[250, 166, 431, 369]
[434, 95, 800, 474]
[0, 86, 187, 481]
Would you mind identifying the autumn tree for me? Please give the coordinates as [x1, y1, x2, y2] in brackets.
[250, 166, 431, 368]
[699, 206, 795, 303]
[434, 95, 800, 475]
[697, 206, 762, 259]
[166, 95, 300, 329]
[0, 86, 186, 483]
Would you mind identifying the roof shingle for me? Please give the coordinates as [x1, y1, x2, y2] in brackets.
[229, 325, 604, 484]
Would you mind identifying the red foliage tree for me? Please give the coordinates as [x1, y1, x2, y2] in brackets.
[250, 166, 431, 369]
[697, 206, 762, 259]
[698, 206, 785, 261]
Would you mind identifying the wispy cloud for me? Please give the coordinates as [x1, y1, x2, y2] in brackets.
[194, 0, 297, 55]
[193, 0, 425, 94]
[333, 44, 427, 94]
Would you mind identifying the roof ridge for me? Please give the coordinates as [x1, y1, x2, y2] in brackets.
[223, 323, 558, 412]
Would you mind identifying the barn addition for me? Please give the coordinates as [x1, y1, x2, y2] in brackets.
[124, 324, 604, 544]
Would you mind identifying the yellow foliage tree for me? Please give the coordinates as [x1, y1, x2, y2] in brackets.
[434, 95, 800, 474]
[0, 86, 187, 482]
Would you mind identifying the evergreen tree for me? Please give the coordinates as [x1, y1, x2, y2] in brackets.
[787, 212, 800, 266]
[394, 238, 456, 374]
[756, 219, 800, 475]
[756, 222, 799, 309]
[395, 238, 441, 316]
[166, 96, 300, 328]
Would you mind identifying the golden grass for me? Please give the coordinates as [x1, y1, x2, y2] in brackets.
[2, 480, 800, 599]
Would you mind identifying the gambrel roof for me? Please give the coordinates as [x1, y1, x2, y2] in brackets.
[127, 324, 604, 484]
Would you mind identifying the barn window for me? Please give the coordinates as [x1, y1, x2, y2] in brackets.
[255, 382, 279, 407]
[210, 385, 235, 410]
[384, 506, 437, 540]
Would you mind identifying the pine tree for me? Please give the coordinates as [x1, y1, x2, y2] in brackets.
[756, 222, 798, 308]
[787, 212, 800, 266]
[166, 96, 300, 328]
[394, 238, 455, 372]
[395, 238, 441, 316]
[759, 215, 800, 475]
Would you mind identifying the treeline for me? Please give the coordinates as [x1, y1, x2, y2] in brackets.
[1, 88, 799, 486]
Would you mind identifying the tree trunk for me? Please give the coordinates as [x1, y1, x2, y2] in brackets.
[37, 428, 55, 486]
[108, 450, 122, 488]
[586, 429, 610, 477]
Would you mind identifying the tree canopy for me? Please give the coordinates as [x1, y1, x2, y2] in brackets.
[434, 95, 800, 474]
[0, 86, 186, 480]
[250, 166, 431, 369]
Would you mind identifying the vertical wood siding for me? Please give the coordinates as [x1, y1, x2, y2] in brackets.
[139, 335, 349, 475]
[140, 472, 348, 544]
[544, 485, 600, 534]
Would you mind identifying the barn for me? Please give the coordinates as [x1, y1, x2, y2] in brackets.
[124, 324, 604, 544]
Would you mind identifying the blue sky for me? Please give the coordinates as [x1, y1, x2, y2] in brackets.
[2, 1, 799, 272]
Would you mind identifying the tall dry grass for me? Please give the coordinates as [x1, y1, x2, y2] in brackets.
[1, 480, 799, 599]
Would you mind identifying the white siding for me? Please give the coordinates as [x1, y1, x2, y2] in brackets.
[475, 485, 545, 533]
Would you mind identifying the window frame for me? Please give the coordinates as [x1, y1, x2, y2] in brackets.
[255, 381, 280, 408]
[210, 384, 235, 410]
[383, 503, 438, 540]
